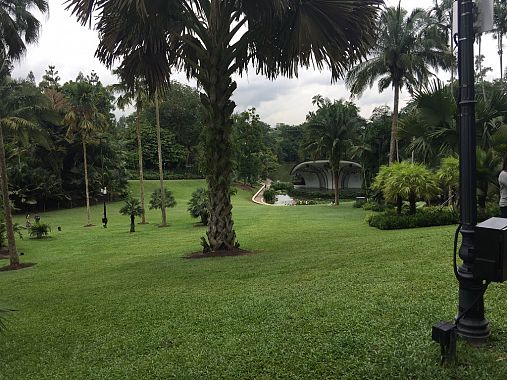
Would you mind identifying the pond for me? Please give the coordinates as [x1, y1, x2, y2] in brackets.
[274, 194, 295, 206]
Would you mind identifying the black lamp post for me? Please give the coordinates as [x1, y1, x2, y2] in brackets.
[101, 187, 108, 228]
[456, 0, 490, 343]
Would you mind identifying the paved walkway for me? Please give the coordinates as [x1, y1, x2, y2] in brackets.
[251, 179, 272, 205]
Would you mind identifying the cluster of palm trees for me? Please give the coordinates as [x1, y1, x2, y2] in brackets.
[66, 0, 383, 253]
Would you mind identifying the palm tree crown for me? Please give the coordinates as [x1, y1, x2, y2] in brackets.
[346, 4, 453, 165]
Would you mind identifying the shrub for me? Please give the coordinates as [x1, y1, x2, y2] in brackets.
[29, 222, 51, 239]
[478, 203, 501, 222]
[372, 162, 439, 215]
[188, 188, 209, 225]
[149, 188, 177, 210]
[263, 189, 276, 204]
[367, 207, 459, 230]
[363, 201, 386, 212]
[271, 182, 294, 192]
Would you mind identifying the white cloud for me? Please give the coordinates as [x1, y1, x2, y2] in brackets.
[10, 0, 502, 126]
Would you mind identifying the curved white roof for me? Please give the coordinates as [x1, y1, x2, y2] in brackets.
[290, 160, 362, 175]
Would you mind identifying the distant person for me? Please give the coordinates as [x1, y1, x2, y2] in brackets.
[499, 153, 507, 218]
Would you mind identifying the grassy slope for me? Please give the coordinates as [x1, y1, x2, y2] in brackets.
[1, 180, 507, 379]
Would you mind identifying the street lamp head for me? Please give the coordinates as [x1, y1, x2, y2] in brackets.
[101, 187, 108, 195]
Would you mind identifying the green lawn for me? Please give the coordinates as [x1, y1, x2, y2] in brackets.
[1, 180, 507, 379]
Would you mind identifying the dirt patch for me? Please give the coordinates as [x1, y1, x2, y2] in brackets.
[235, 183, 254, 191]
[184, 249, 253, 260]
[0, 263, 36, 272]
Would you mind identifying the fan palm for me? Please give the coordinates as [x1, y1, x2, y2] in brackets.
[374, 161, 439, 215]
[63, 79, 109, 226]
[119, 196, 143, 232]
[113, 72, 149, 224]
[346, 4, 453, 165]
[305, 97, 362, 205]
[399, 81, 458, 164]
[67, 0, 382, 252]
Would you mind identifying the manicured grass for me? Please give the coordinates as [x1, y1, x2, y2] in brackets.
[1, 180, 507, 379]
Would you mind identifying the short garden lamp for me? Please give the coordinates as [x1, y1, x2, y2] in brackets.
[101, 187, 108, 228]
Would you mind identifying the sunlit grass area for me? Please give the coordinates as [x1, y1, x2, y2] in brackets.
[1, 180, 507, 379]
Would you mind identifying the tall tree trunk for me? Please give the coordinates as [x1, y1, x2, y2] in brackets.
[155, 90, 167, 227]
[0, 126, 18, 267]
[478, 37, 487, 100]
[200, 76, 238, 252]
[333, 168, 340, 205]
[389, 84, 400, 165]
[499, 33, 504, 80]
[83, 140, 91, 226]
[136, 104, 146, 224]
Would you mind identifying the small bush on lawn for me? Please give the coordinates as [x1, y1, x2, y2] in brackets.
[263, 189, 276, 204]
[367, 207, 459, 230]
[149, 188, 177, 210]
[188, 188, 209, 225]
[271, 182, 294, 192]
[29, 222, 51, 239]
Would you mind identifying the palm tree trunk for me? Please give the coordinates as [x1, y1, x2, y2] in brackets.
[130, 214, 135, 232]
[201, 76, 238, 252]
[499, 33, 504, 80]
[333, 168, 340, 205]
[136, 105, 146, 224]
[155, 90, 167, 227]
[409, 192, 416, 215]
[0, 126, 18, 267]
[389, 84, 400, 165]
[83, 140, 91, 226]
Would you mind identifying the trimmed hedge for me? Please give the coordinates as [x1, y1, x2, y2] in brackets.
[363, 201, 386, 212]
[130, 170, 204, 180]
[367, 207, 459, 230]
[270, 182, 295, 192]
[288, 188, 365, 200]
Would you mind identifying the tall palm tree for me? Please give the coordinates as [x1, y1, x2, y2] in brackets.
[494, 0, 507, 80]
[63, 79, 109, 227]
[0, 76, 51, 267]
[0, 0, 48, 267]
[113, 72, 149, 224]
[346, 4, 453, 165]
[67, 0, 382, 252]
[154, 89, 167, 227]
[305, 97, 362, 205]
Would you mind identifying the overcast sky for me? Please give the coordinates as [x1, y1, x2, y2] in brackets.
[11, 0, 502, 126]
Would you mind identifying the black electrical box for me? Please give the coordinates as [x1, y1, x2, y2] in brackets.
[475, 217, 507, 283]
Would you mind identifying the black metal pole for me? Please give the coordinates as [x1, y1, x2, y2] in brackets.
[456, 0, 490, 342]
[102, 199, 108, 228]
